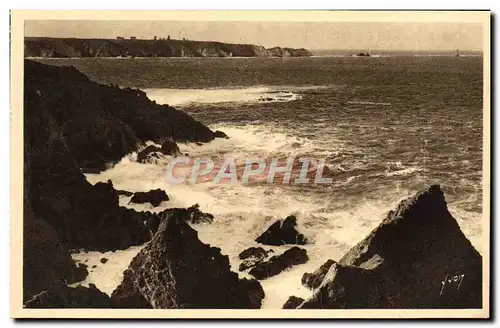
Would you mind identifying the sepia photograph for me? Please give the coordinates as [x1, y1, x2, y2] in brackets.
[10, 10, 490, 319]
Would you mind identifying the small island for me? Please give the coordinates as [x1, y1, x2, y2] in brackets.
[24, 36, 313, 58]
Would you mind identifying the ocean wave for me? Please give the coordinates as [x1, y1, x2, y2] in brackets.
[347, 100, 392, 106]
[144, 87, 303, 106]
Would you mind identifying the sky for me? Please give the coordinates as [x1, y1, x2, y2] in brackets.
[24, 20, 483, 52]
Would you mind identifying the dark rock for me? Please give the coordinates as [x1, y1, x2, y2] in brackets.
[298, 185, 482, 309]
[238, 247, 273, 271]
[23, 203, 88, 301]
[282, 296, 305, 309]
[92, 265, 97, 269]
[160, 139, 181, 156]
[24, 282, 111, 308]
[24, 122, 151, 251]
[249, 246, 308, 280]
[146, 204, 214, 233]
[116, 189, 133, 197]
[25, 38, 312, 58]
[214, 130, 229, 139]
[136, 145, 162, 164]
[111, 214, 264, 308]
[129, 189, 169, 207]
[24, 60, 216, 172]
[238, 247, 269, 260]
[302, 259, 336, 290]
[300, 263, 385, 309]
[100, 258, 108, 264]
[255, 215, 308, 246]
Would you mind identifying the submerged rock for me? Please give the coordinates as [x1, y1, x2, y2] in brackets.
[249, 246, 308, 280]
[160, 139, 181, 156]
[238, 247, 274, 271]
[111, 213, 264, 308]
[213, 130, 229, 139]
[255, 215, 308, 246]
[129, 189, 169, 207]
[24, 282, 111, 308]
[297, 185, 482, 309]
[136, 145, 162, 164]
[282, 296, 305, 309]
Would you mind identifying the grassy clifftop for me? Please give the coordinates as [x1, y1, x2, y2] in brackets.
[25, 37, 313, 58]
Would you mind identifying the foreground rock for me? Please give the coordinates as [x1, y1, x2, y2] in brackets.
[111, 213, 264, 308]
[24, 282, 111, 308]
[23, 203, 88, 301]
[129, 189, 169, 207]
[255, 215, 308, 246]
[160, 140, 181, 156]
[291, 185, 482, 309]
[302, 259, 336, 290]
[249, 247, 308, 280]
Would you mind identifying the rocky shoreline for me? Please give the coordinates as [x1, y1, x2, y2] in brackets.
[23, 60, 482, 309]
[25, 37, 313, 58]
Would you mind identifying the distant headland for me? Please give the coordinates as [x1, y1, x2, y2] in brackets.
[24, 36, 313, 58]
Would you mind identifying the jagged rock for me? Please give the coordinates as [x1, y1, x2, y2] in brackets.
[249, 246, 308, 280]
[302, 259, 336, 290]
[160, 139, 181, 156]
[255, 215, 308, 246]
[146, 204, 214, 233]
[100, 258, 108, 264]
[111, 213, 264, 308]
[214, 130, 229, 139]
[24, 282, 111, 308]
[238, 247, 273, 271]
[282, 296, 305, 309]
[23, 203, 88, 301]
[129, 189, 169, 207]
[300, 262, 385, 309]
[136, 145, 162, 163]
[298, 185, 482, 309]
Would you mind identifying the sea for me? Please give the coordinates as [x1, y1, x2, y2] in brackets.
[34, 55, 484, 308]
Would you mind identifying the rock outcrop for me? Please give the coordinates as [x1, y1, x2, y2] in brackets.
[111, 213, 264, 308]
[291, 185, 482, 309]
[23, 203, 88, 301]
[25, 37, 313, 58]
[248, 246, 308, 280]
[129, 189, 169, 207]
[24, 282, 111, 308]
[282, 296, 305, 309]
[255, 215, 308, 246]
[25, 59, 217, 173]
[136, 145, 162, 164]
[301, 259, 336, 290]
[238, 247, 274, 272]
[23, 60, 220, 254]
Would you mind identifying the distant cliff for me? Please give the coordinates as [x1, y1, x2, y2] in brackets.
[24, 37, 313, 58]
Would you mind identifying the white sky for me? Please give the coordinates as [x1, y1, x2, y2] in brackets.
[25, 20, 483, 51]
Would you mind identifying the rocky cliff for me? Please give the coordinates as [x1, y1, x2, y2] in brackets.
[25, 37, 313, 58]
[23, 60, 223, 302]
[285, 185, 483, 309]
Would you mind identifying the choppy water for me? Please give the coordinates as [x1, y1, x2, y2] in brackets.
[37, 56, 484, 308]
